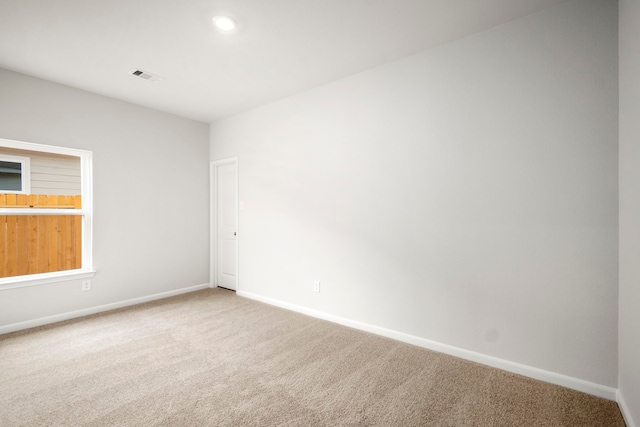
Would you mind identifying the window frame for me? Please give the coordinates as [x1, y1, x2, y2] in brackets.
[0, 153, 31, 194]
[0, 137, 95, 290]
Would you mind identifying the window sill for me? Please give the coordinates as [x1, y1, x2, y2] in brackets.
[0, 270, 97, 291]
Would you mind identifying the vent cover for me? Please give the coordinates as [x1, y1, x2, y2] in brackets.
[130, 69, 163, 82]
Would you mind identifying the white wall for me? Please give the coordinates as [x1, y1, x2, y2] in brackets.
[619, 0, 640, 424]
[211, 0, 618, 389]
[0, 68, 210, 327]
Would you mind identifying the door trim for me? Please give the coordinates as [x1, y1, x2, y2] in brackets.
[210, 157, 239, 291]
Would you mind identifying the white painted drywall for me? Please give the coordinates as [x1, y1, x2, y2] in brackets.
[619, 0, 640, 424]
[0, 68, 210, 326]
[211, 0, 618, 387]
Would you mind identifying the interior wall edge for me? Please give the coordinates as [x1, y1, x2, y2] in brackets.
[237, 289, 618, 402]
[0, 283, 210, 335]
[617, 389, 638, 427]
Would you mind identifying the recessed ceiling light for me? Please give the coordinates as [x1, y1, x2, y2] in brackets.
[212, 15, 237, 32]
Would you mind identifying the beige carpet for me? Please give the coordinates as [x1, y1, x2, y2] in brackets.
[0, 288, 625, 426]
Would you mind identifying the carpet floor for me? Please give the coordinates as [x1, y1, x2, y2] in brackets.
[0, 288, 625, 426]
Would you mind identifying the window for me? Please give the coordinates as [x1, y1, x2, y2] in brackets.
[0, 154, 30, 193]
[0, 138, 94, 289]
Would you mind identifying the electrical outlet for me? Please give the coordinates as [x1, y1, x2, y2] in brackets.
[82, 280, 91, 291]
[313, 281, 320, 293]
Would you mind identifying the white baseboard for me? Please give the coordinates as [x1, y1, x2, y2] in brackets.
[618, 389, 638, 427]
[237, 290, 618, 402]
[0, 283, 210, 335]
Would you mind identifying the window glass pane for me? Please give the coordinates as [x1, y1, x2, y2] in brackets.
[0, 140, 89, 282]
[0, 161, 22, 192]
[0, 212, 82, 278]
[0, 148, 81, 204]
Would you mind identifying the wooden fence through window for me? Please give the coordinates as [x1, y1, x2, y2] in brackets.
[0, 194, 82, 278]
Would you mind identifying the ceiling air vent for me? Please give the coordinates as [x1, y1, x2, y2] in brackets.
[130, 69, 163, 82]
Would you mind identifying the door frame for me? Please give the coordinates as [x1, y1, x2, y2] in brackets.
[210, 157, 239, 290]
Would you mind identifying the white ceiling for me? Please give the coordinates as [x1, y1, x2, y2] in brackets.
[0, 0, 570, 123]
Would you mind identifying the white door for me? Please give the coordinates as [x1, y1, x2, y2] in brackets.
[215, 162, 237, 290]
